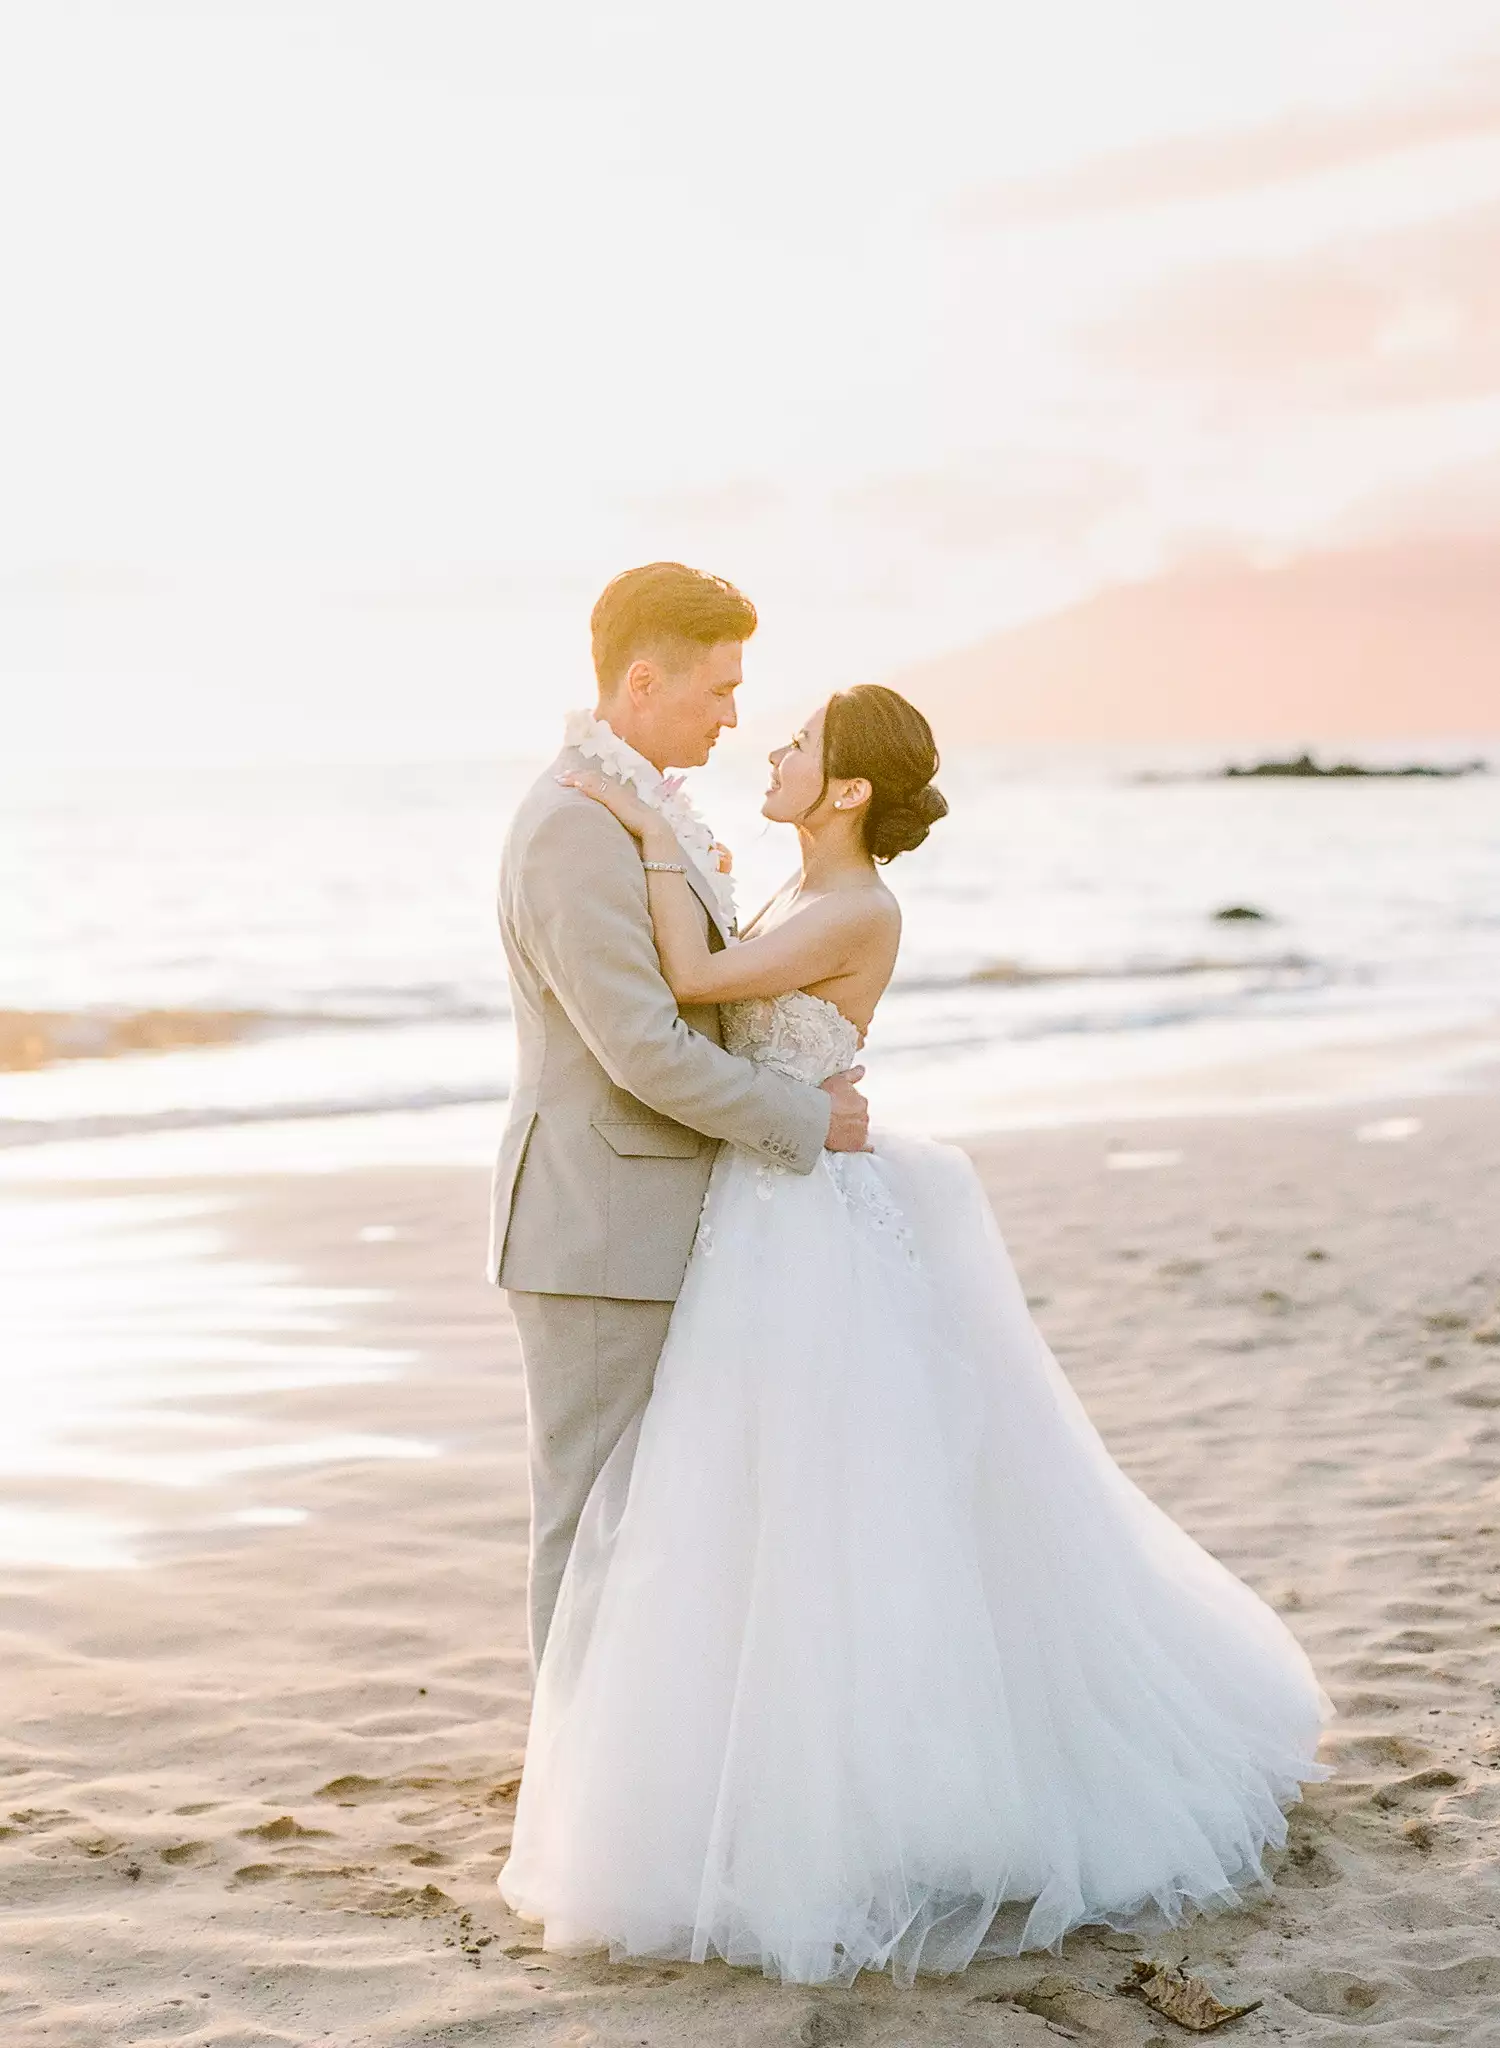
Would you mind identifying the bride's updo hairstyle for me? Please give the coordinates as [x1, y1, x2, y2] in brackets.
[816, 684, 948, 863]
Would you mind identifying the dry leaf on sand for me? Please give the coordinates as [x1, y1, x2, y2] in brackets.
[1118, 1959, 1263, 2031]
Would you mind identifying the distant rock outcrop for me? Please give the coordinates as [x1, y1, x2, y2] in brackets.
[889, 539, 1500, 745]
[1219, 751, 1486, 778]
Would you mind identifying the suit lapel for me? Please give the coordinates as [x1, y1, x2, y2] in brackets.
[679, 851, 732, 949]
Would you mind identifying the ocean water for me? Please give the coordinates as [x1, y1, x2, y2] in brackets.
[3, 741, 1498, 1153]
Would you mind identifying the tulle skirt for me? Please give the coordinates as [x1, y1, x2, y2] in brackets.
[499, 1132, 1331, 1986]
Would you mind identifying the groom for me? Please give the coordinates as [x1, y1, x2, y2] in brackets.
[489, 561, 870, 1664]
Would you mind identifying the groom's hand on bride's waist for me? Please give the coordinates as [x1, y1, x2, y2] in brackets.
[821, 1067, 872, 1153]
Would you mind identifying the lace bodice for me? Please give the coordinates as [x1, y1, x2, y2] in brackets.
[722, 991, 862, 1085]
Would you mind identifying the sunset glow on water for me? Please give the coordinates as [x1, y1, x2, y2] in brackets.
[0, 1191, 432, 1569]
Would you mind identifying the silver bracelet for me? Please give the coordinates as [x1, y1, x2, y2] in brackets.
[641, 860, 687, 874]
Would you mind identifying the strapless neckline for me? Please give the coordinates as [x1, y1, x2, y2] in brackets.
[720, 990, 864, 1087]
[784, 988, 864, 1045]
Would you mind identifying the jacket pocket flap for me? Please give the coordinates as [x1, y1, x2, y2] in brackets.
[591, 1118, 705, 1159]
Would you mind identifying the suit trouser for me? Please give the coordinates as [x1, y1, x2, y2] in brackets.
[506, 1289, 675, 1669]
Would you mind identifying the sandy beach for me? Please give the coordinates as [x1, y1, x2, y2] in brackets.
[3, 1086, 1499, 2047]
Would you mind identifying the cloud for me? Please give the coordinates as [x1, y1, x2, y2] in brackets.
[957, 68, 1500, 227]
[0, 562, 163, 598]
[835, 451, 1138, 551]
[625, 480, 790, 531]
[1333, 447, 1500, 542]
[1087, 199, 1500, 410]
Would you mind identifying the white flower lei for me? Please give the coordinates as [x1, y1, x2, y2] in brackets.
[562, 709, 738, 931]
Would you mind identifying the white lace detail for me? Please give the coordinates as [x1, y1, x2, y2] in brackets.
[723, 992, 864, 1210]
[722, 992, 861, 1086]
[826, 1154, 918, 1263]
[694, 1185, 717, 1257]
[562, 709, 737, 931]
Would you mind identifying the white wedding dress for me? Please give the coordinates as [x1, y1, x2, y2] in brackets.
[498, 991, 1330, 1986]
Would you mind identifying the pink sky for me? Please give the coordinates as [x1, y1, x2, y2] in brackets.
[2, 2, 1499, 759]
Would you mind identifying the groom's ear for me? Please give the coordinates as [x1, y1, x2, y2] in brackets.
[622, 657, 659, 705]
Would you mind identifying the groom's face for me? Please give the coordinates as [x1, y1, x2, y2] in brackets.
[647, 640, 743, 769]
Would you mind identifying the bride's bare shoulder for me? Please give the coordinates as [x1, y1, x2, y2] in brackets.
[743, 874, 899, 952]
[740, 873, 798, 939]
[844, 878, 901, 933]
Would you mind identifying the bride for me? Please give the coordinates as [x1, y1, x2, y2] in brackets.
[498, 683, 1330, 1987]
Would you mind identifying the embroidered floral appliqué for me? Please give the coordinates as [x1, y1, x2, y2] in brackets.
[826, 1155, 919, 1264]
[722, 993, 861, 1086]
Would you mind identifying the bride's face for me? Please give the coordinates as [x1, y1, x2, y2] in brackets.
[762, 704, 829, 824]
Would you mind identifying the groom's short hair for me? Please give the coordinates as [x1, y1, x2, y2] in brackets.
[592, 562, 757, 687]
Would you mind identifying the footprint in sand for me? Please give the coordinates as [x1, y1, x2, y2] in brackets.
[313, 1774, 389, 1805]
[2, 1807, 75, 1837]
[387, 1840, 449, 1866]
[796, 2010, 857, 2046]
[1347, 1657, 1433, 1682]
[237, 1814, 334, 1843]
[361, 1880, 454, 1917]
[1437, 1781, 1500, 1821]
[1276, 1830, 1345, 1889]
[1403, 1955, 1500, 1997]
[314, 1768, 496, 1807]
[1281, 1969, 1394, 2017]
[1369, 1769, 1462, 1811]
[159, 1840, 215, 1866]
[231, 1858, 374, 1887]
[1380, 1630, 1443, 1654]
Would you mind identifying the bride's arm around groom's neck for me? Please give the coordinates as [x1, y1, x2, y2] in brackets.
[510, 790, 831, 1167]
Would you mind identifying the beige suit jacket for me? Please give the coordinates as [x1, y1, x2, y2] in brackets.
[487, 748, 832, 1301]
